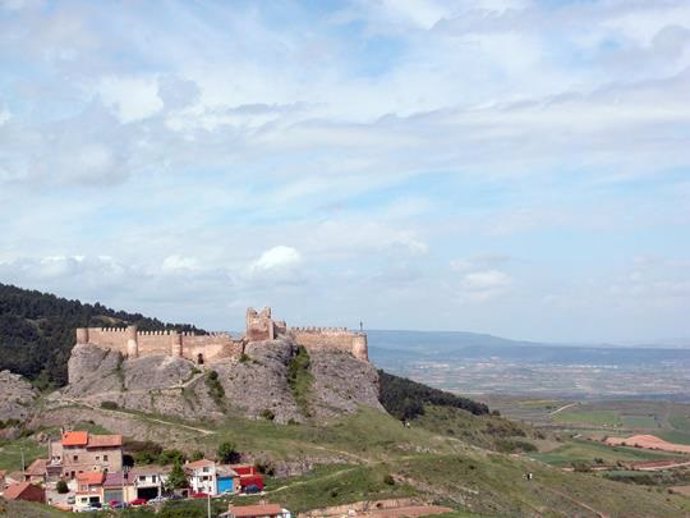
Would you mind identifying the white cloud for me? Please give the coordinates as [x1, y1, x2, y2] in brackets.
[250, 246, 302, 272]
[161, 255, 199, 273]
[98, 76, 164, 123]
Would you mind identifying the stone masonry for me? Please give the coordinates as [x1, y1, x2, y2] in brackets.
[74, 307, 368, 364]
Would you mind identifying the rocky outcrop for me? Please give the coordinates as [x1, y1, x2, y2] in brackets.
[54, 336, 384, 425]
[0, 369, 38, 422]
[309, 350, 383, 418]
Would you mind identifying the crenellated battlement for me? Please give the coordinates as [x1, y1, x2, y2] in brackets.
[75, 307, 368, 363]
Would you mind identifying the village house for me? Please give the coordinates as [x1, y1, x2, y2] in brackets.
[231, 464, 265, 493]
[102, 471, 136, 504]
[3, 481, 46, 504]
[223, 503, 291, 518]
[130, 464, 171, 501]
[23, 458, 48, 484]
[217, 465, 240, 494]
[185, 459, 217, 495]
[49, 431, 123, 478]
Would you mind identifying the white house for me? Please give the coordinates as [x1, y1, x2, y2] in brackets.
[129, 465, 170, 501]
[184, 459, 217, 495]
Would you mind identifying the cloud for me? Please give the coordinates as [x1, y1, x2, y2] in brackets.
[98, 76, 164, 123]
[250, 246, 302, 272]
[1, 1, 689, 342]
[161, 255, 199, 273]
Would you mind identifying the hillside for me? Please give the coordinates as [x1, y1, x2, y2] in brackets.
[50, 337, 382, 424]
[0, 283, 206, 387]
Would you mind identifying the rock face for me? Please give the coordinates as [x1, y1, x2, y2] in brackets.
[57, 336, 384, 424]
[0, 370, 38, 422]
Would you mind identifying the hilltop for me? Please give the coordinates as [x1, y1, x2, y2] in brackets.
[0, 283, 206, 388]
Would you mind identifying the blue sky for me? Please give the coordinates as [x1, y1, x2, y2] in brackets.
[1, 0, 689, 343]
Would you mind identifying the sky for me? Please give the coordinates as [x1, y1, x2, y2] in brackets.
[1, 0, 689, 343]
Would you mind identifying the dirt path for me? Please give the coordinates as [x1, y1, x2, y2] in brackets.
[549, 402, 579, 416]
[56, 398, 216, 436]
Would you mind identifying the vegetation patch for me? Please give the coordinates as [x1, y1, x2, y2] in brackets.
[378, 370, 489, 421]
[288, 345, 314, 416]
[205, 370, 226, 409]
[0, 282, 206, 387]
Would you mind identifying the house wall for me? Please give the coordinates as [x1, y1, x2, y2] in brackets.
[57, 444, 123, 477]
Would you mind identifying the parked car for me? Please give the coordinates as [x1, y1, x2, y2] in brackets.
[129, 498, 148, 506]
[148, 495, 168, 504]
[109, 500, 128, 509]
[67, 495, 76, 505]
[244, 484, 261, 494]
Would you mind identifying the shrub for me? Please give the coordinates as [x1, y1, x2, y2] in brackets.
[159, 449, 185, 465]
[100, 400, 119, 410]
[205, 370, 225, 408]
[260, 408, 275, 421]
[56, 480, 69, 494]
[217, 441, 240, 464]
[383, 474, 395, 486]
[190, 450, 204, 461]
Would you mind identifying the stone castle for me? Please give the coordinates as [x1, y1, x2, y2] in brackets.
[75, 307, 368, 364]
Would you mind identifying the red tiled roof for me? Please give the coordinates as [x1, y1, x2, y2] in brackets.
[3, 481, 43, 500]
[25, 458, 48, 476]
[86, 434, 123, 448]
[62, 431, 89, 447]
[229, 504, 283, 517]
[76, 471, 105, 486]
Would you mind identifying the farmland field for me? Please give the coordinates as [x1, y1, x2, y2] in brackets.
[553, 410, 622, 427]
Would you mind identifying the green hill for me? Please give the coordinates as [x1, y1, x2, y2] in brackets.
[0, 283, 205, 388]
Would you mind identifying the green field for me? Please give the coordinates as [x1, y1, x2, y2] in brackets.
[529, 439, 682, 467]
[553, 410, 622, 427]
[622, 414, 659, 429]
[0, 436, 48, 472]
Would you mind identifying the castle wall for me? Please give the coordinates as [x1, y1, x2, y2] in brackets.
[291, 328, 368, 361]
[78, 328, 244, 363]
[85, 328, 129, 353]
[74, 307, 369, 365]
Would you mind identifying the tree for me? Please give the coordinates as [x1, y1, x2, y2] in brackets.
[56, 480, 69, 494]
[165, 459, 188, 492]
[190, 450, 204, 461]
[217, 441, 240, 464]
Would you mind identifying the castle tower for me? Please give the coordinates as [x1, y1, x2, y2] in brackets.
[352, 333, 368, 362]
[75, 327, 89, 345]
[170, 331, 182, 357]
[126, 325, 139, 358]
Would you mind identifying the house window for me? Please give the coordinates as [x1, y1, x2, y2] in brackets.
[139, 476, 146, 482]
[95, 456, 100, 461]
[73, 455, 78, 462]
[152, 475, 157, 483]
[103, 455, 108, 461]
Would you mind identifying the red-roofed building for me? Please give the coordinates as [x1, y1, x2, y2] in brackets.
[76, 471, 105, 491]
[24, 458, 48, 484]
[224, 503, 290, 518]
[3, 481, 45, 503]
[49, 430, 123, 478]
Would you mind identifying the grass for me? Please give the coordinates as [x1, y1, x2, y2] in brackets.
[287, 345, 313, 416]
[0, 436, 47, 472]
[529, 439, 682, 467]
[412, 405, 535, 451]
[553, 410, 622, 427]
[622, 415, 659, 429]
